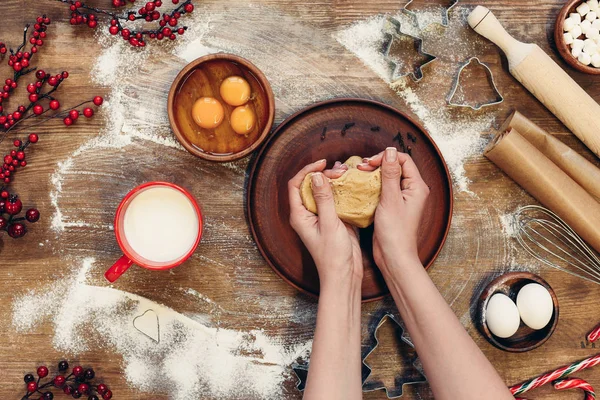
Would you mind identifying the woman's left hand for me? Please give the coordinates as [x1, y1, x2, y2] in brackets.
[288, 159, 363, 287]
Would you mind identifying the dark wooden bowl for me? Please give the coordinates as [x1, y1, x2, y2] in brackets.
[167, 54, 275, 162]
[555, 0, 600, 75]
[477, 272, 559, 353]
[247, 98, 454, 302]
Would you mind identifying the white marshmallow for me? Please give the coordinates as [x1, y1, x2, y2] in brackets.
[571, 12, 583, 24]
[579, 52, 592, 65]
[572, 46, 583, 57]
[592, 19, 600, 30]
[578, 2, 591, 16]
[573, 38, 585, 49]
[588, 0, 599, 10]
[572, 25, 584, 38]
[587, 11, 598, 21]
[592, 53, 600, 67]
[584, 40, 598, 53]
[581, 19, 592, 33]
[564, 32, 575, 45]
[565, 17, 577, 31]
[587, 29, 600, 39]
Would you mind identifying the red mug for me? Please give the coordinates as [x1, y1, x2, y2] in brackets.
[105, 181, 203, 282]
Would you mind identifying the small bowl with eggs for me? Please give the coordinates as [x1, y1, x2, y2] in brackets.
[477, 272, 559, 353]
[168, 54, 275, 162]
[556, 0, 600, 74]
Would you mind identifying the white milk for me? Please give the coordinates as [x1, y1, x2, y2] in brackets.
[123, 186, 199, 263]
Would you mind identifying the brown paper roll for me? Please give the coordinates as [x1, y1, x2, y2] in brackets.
[501, 111, 600, 201]
[485, 128, 600, 253]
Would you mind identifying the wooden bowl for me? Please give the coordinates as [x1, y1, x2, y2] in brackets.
[247, 98, 453, 302]
[477, 272, 559, 353]
[555, 0, 600, 74]
[168, 54, 275, 162]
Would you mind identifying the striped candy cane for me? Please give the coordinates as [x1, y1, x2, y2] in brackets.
[510, 354, 600, 396]
[554, 378, 596, 400]
[588, 325, 600, 343]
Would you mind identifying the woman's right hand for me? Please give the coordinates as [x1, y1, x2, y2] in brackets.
[358, 148, 430, 274]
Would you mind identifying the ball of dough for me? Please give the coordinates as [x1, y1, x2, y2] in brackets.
[300, 156, 382, 228]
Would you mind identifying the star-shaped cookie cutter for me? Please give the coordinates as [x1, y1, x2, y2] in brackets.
[403, 0, 459, 28]
[362, 314, 428, 398]
[383, 18, 437, 83]
[446, 57, 504, 110]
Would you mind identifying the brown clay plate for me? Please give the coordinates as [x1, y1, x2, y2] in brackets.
[247, 98, 453, 302]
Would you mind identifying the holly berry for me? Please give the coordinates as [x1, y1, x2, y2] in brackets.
[78, 383, 90, 394]
[102, 390, 112, 400]
[0, 216, 7, 229]
[84, 368, 95, 380]
[5, 197, 22, 215]
[58, 360, 69, 371]
[83, 108, 94, 118]
[72, 389, 82, 399]
[96, 384, 107, 395]
[33, 104, 44, 115]
[64, 117, 73, 126]
[69, 110, 79, 120]
[24, 373, 35, 383]
[37, 365, 49, 378]
[26, 208, 40, 222]
[8, 223, 26, 238]
[43, 392, 54, 400]
[49, 100, 60, 110]
[54, 375, 66, 387]
[88, 396, 99, 400]
[63, 386, 74, 395]
[93, 96, 104, 106]
[29, 133, 39, 143]
[72, 366, 84, 377]
[27, 381, 37, 392]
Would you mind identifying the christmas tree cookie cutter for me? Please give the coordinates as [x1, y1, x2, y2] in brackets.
[446, 57, 504, 110]
[362, 314, 427, 398]
[402, 0, 459, 28]
[383, 18, 437, 83]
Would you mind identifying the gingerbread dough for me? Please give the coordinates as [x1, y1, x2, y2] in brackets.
[300, 156, 382, 228]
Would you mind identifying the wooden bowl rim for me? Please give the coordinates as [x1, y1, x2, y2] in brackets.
[246, 97, 455, 303]
[555, 0, 600, 75]
[478, 272, 560, 353]
[167, 53, 276, 162]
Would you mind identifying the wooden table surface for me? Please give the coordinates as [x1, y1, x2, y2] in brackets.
[1, 0, 599, 399]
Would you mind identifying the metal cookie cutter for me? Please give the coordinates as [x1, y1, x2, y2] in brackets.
[383, 18, 437, 83]
[403, 0, 459, 28]
[447, 57, 504, 110]
[362, 314, 427, 398]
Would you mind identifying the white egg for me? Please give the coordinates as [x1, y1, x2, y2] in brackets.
[516, 283, 554, 330]
[485, 293, 521, 339]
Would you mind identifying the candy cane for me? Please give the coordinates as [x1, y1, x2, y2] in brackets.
[554, 378, 596, 400]
[510, 354, 600, 396]
[588, 324, 600, 343]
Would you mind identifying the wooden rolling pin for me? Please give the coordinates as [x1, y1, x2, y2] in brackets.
[468, 6, 600, 158]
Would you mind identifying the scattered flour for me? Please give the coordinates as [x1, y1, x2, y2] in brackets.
[12, 258, 311, 399]
[499, 212, 518, 238]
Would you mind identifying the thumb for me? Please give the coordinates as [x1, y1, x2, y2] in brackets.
[380, 147, 402, 202]
[311, 172, 339, 231]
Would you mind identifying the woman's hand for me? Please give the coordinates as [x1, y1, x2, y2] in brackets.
[288, 159, 363, 287]
[358, 148, 430, 274]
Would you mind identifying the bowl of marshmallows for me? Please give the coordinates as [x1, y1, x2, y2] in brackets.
[556, 0, 600, 74]
[478, 272, 559, 353]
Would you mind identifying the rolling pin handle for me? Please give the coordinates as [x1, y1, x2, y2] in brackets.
[468, 6, 531, 67]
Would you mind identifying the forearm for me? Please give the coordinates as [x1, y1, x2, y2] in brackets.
[303, 276, 363, 400]
[383, 256, 513, 400]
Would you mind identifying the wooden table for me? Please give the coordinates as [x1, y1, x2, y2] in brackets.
[1, 0, 599, 399]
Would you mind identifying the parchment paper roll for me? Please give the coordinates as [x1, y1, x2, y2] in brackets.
[485, 128, 600, 253]
[501, 111, 600, 201]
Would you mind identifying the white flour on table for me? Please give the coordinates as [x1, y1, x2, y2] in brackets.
[12, 258, 311, 399]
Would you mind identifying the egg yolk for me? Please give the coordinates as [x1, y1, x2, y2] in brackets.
[230, 105, 256, 135]
[220, 76, 251, 106]
[191, 97, 225, 129]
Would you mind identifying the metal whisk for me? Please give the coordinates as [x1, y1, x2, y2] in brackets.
[513, 205, 600, 285]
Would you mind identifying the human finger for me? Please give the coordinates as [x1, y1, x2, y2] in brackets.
[310, 172, 339, 231]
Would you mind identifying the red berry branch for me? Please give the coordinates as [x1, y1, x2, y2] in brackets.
[21, 360, 113, 400]
[58, 0, 195, 47]
[0, 133, 40, 239]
